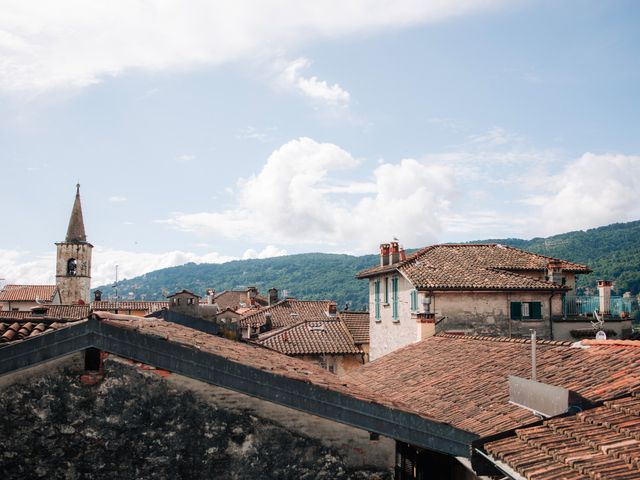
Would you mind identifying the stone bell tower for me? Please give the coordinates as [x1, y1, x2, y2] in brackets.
[56, 184, 93, 304]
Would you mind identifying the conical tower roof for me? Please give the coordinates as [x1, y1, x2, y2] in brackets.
[65, 184, 87, 243]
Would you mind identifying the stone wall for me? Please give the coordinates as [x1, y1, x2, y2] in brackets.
[0, 356, 391, 480]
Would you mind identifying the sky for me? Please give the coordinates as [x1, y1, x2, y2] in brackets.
[1, 0, 639, 287]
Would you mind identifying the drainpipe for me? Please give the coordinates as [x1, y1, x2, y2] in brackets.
[530, 329, 537, 381]
[549, 292, 555, 340]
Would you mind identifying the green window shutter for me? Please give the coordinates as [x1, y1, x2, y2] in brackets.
[530, 302, 542, 319]
[392, 277, 399, 319]
[410, 290, 417, 312]
[510, 302, 522, 320]
[374, 280, 380, 320]
[384, 277, 389, 303]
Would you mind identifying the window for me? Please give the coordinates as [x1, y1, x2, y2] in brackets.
[374, 280, 381, 321]
[410, 289, 418, 312]
[510, 301, 542, 320]
[392, 276, 399, 320]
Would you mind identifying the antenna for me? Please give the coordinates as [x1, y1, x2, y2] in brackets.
[591, 310, 606, 340]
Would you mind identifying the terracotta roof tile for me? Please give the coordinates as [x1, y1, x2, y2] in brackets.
[240, 299, 335, 328]
[0, 284, 58, 302]
[0, 318, 85, 344]
[91, 301, 168, 314]
[345, 335, 640, 437]
[357, 244, 590, 291]
[484, 392, 640, 479]
[0, 304, 90, 320]
[338, 310, 369, 344]
[256, 319, 361, 355]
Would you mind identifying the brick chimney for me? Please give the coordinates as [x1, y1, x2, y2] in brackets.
[247, 286, 258, 306]
[399, 247, 407, 261]
[268, 287, 278, 306]
[380, 243, 390, 267]
[390, 241, 400, 264]
[598, 280, 612, 315]
[327, 301, 337, 316]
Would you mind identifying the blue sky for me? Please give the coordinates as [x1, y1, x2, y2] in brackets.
[1, 0, 639, 286]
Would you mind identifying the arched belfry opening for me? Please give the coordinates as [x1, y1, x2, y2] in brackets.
[67, 258, 77, 276]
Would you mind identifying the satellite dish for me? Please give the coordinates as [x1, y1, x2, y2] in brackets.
[596, 330, 607, 340]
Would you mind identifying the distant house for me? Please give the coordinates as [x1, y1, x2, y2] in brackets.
[338, 310, 370, 363]
[242, 299, 368, 374]
[210, 286, 277, 314]
[357, 241, 596, 360]
[0, 285, 61, 311]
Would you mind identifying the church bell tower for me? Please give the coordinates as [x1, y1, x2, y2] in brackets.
[56, 184, 93, 304]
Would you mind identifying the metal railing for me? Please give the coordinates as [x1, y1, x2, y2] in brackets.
[562, 295, 632, 317]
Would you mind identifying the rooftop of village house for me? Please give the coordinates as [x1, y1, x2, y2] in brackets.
[357, 243, 591, 291]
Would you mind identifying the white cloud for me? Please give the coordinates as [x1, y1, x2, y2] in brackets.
[176, 154, 195, 163]
[236, 126, 274, 143]
[525, 153, 640, 236]
[108, 195, 127, 203]
[0, 245, 289, 286]
[242, 245, 288, 260]
[162, 137, 457, 252]
[0, 1, 506, 94]
[281, 58, 350, 107]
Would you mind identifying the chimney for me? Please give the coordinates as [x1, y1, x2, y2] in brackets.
[264, 312, 273, 332]
[399, 247, 407, 262]
[94, 290, 102, 302]
[206, 288, 215, 305]
[268, 287, 278, 306]
[598, 280, 612, 315]
[327, 302, 337, 316]
[547, 260, 564, 285]
[247, 286, 258, 305]
[379, 243, 390, 267]
[390, 241, 400, 264]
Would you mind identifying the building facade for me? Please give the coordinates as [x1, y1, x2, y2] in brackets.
[358, 242, 591, 360]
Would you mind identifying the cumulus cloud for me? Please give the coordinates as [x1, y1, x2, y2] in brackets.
[0, 245, 289, 286]
[0, 1, 506, 94]
[162, 137, 457, 252]
[525, 153, 640, 236]
[281, 58, 350, 107]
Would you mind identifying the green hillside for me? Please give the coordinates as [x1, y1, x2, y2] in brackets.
[94, 220, 640, 308]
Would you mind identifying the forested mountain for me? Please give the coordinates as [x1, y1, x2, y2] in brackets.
[94, 220, 640, 308]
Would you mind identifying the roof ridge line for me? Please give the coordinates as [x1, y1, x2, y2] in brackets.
[434, 332, 573, 347]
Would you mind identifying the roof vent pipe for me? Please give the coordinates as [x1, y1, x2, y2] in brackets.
[530, 329, 537, 381]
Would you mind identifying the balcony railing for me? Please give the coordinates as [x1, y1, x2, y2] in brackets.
[562, 295, 632, 317]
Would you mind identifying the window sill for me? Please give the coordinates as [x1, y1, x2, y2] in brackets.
[374, 319, 382, 323]
[392, 319, 400, 323]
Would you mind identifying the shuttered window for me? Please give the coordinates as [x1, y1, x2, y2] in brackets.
[392, 277, 399, 320]
[510, 301, 542, 320]
[374, 280, 381, 320]
[410, 289, 418, 312]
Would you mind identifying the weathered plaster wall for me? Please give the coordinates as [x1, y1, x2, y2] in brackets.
[0, 356, 391, 480]
[434, 291, 559, 339]
[369, 275, 417, 360]
[298, 354, 365, 376]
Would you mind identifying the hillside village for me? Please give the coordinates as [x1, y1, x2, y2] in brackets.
[1, 187, 640, 479]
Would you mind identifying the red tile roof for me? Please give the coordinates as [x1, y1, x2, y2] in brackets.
[240, 299, 335, 328]
[484, 391, 640, 479]
[0, 319, 84, 343]
[346, 334, 640, 437]
[0, 284, 58, 302]
[0, 304, 90, 320]
[93, 312, 392, 406]
[91, 301, 168, 314]
[357, 244, 590, 291]
[256, 319, 361, 355]
[338, 311, 369, 344]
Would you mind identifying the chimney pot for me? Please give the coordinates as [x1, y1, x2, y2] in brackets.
[380, 243, 390, 267]
[390, 241, 400, 264]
